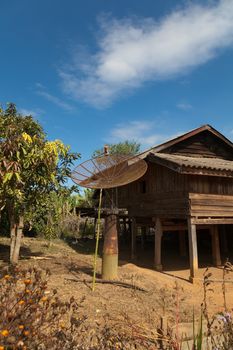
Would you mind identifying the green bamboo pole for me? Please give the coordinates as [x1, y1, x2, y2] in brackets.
[92, 188, 103, 291]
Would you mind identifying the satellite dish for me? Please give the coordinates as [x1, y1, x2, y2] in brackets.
[71, 151, 148, 290]
[71, 153, 148, 189]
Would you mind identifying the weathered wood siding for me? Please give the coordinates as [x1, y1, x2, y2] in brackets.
[162, 130, 233, 160]
[117, 163, 188, 217]
[117, 162, 233, 218]
[189, 193, 233, 217]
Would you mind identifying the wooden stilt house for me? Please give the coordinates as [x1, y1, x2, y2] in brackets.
[117, 124, 233, 282]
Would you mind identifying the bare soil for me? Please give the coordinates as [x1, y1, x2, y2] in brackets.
[1, 237, 233, 347]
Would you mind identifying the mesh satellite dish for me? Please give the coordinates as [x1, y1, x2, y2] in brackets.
[71, 153, 148, 189]
[71, 149, 148, 290]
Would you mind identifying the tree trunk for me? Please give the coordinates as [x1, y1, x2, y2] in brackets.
[11, 216, 24, 264]
[10, 217, 17, 263]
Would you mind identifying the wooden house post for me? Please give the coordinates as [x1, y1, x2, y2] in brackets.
[131, 217, 137, 260]
[154, 218, 163, 271]
[187, 217, 198, 282]
[102, 214, 118, 280]
[210, 225, 221, 267]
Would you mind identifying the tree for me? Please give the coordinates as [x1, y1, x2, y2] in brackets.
[92, 140, 141, 158]
[0, 103, 79, 263]
[75, 189, 96, 208]
[25, 187, 76, 241]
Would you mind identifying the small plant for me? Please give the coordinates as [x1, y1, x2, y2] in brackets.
[192, 311, 203, 350]
[0, 266, 84, 349]
[199, 263, 233, 350]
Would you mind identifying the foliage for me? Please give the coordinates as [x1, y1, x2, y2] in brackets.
[26, 188, 96, 241]
[0, 209, 9, 236]
[74, 189, 96, 208]
[25, 187, 77, 240]
[93, 140, 141, 158]
[25, 188, 97, 241]
[0, 266, 84, 349]
[0, 103, 80, 261]
[0, 103, 79, 214]
[60, 216, 96, 241]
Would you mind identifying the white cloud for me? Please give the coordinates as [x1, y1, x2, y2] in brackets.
[177, 102, 193, 111]
[107, 120, 177, 147]
[59, 0, 233, 108]
[36, 83, 74, 112]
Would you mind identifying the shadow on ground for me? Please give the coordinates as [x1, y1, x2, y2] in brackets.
[64, 237, 102, 256]
[63, 235, 233, 275]
[0, 242, 44, 264]
[62, 260, 98, 279]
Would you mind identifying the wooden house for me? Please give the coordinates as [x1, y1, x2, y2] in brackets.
[117, 124, 233, 282]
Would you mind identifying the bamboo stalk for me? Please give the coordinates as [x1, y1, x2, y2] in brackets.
[92, 188, 103, 291]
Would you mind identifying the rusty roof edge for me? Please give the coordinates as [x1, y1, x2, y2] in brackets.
[147, 152, 183, 173]
[180, 167, 233, 178]
[148, 152, 233, 176]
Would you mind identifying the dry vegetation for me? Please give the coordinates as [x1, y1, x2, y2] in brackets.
[1, 237, 233, 349]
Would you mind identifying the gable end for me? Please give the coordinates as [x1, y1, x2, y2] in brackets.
[162, 130, 233, 160]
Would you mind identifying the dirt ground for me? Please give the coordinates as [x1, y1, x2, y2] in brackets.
[1, 237, 233, 346]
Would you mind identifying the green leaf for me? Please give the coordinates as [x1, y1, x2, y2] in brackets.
[14, 172, 21, 182]
[3, 172, 13, 184]
[196, 312, 203, 350]
[16, 151, 20, 160]
[22, 147, 27, 155]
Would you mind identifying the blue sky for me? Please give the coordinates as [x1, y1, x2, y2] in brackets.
[1, 0, 233, 163]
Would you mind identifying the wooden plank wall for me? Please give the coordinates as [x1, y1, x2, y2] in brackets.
[117, 162, 233, 218]
[127, 196, 189, 218]
[188, 175, 233, 195]
[117, 163, 188, 207]
[189, 193, 233, 217]
[118, 164, 233, 202]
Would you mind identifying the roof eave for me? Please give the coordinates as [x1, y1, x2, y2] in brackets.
[148, 153, 233, 178]
[179, 166, 233, 178]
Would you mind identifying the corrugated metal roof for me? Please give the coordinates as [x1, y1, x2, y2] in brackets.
[149, 152, 233, 175]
